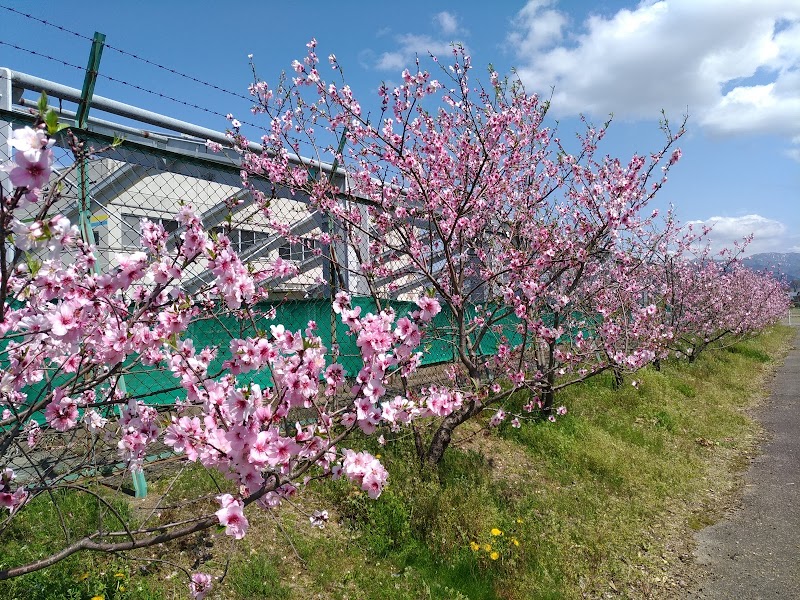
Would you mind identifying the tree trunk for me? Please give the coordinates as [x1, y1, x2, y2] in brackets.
[424, 400, 478, 467]
[541, 385, 555, 417]
[612, 365, 624, 389]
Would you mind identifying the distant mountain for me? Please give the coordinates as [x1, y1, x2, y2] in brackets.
[742, 252, 800, 284]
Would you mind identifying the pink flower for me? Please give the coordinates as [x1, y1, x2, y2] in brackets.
[9, 126, 54, 161]
[215, 494, 249, 539]
[309, 509, 329, 528]
[0, 469, 28, 514]
[416, 296, 441, 322]
[489, 409, 506, 427]
[0, 487, 28, 514]
[11, 219, 45, 251]
[25, 420, 41, 448]
[8, 149, 53, 191]
[189, 572, 213, 600]
[44, 388, 79, 431]
[49, 301, 78, 337]
[342, 449, 388, 498]
[332, 291, 351, 314]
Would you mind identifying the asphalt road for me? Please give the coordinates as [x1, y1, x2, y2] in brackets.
[685, 323, 800, 599]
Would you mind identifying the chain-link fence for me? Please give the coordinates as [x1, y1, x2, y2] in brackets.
[2, 105, 508, 413]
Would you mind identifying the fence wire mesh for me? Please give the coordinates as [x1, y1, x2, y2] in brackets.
[2, 109, 496, 419]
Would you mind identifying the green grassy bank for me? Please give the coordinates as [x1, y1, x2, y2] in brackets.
[1, 324, 795, 599]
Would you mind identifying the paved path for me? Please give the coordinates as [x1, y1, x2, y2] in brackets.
[685, 324, 800, 598]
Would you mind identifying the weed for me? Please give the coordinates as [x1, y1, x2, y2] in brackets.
[2, 325, 792, 600]
[227, 554, 290, 599]
[726, 343, 771, 363]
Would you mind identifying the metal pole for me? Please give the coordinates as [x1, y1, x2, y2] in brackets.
[75, 32, 105, 250]
[327, 131, 348, 357]
[0, 68, 13, 195]
[74, 33, 146, 499]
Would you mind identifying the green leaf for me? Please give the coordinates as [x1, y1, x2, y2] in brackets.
[37, 91, 48, 115]
[44, 109, 59, 135]
[25, 255, 42, 277]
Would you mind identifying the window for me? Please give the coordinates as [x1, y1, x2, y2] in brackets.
[238, 229, 269, 252]
[121, 215, 269, 254]
[278, 238, 319, 262]
[210, 226, 270, 254]
[121, 214, 180, 248]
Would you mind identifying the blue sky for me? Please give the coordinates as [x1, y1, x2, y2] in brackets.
[1, 0, 798, 254]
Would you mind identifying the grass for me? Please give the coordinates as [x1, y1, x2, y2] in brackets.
[227, 554, 290, 599]
[0, 489, 164, 600]
[1, 325, 794, 599]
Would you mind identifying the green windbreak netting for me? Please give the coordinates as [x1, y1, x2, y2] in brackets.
[13, 297, 535, 413]
[114, 298, 532, 406]
[124, 297, 468, 405]
[11, 298, 611, 417]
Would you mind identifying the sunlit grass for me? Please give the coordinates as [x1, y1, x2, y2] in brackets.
[1, 325, 794, 599]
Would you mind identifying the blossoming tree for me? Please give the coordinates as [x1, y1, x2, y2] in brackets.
[656, 237, 789, 362]
[0, 105, 440, 596]
[0, 43, 789, 595]
[236, 42, 692, 465]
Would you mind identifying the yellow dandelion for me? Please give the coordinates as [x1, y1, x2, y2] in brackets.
[91, 596, 104, 600]
[483, 543, 492, 552]
[470, 541, 480, 551]
[77, 572, 90, 582]
[490, 551, 499, 560]
[512, 537, 520, 547]
[516, 518, 524, 523]
[114, 572, 125, 578]
[491, 528, 503, 536]
[119, 586, 126, 592]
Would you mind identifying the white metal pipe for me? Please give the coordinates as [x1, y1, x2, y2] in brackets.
[6, 68, 344, 176]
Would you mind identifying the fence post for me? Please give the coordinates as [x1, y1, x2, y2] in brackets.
[326, 131, 348, 357]
[75, 33, 147, 498]
[75, 32, 105, 248]
[0, 68, 13, 196]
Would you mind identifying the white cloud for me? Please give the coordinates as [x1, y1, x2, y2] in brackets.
[362, 12, 468, 73]
[435, 11, 459, 36]
[506, 0, 567, 54]
[686, 214, 796, 254]
[506, 0, 800, 149]
[372, 34, 460, 71]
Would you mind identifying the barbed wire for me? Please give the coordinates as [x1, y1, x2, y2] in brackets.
[0, 4, 256, 106]
[0, 39, 85, 72]
[94, 70, 271, 132]
[0, 39, 277, 137]
[0, 9, 317, 151]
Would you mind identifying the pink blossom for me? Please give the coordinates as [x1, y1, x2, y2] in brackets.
[416, 296, 441, 322]
[8, 149, 53, 192]
[489, 409, 506, 427]
[215, 494, 249, 539]
[9, 125, 54, 161]
[44, 388, 79, 431]
[190, 572, 213, 600]
[309, 509, 329, 528]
